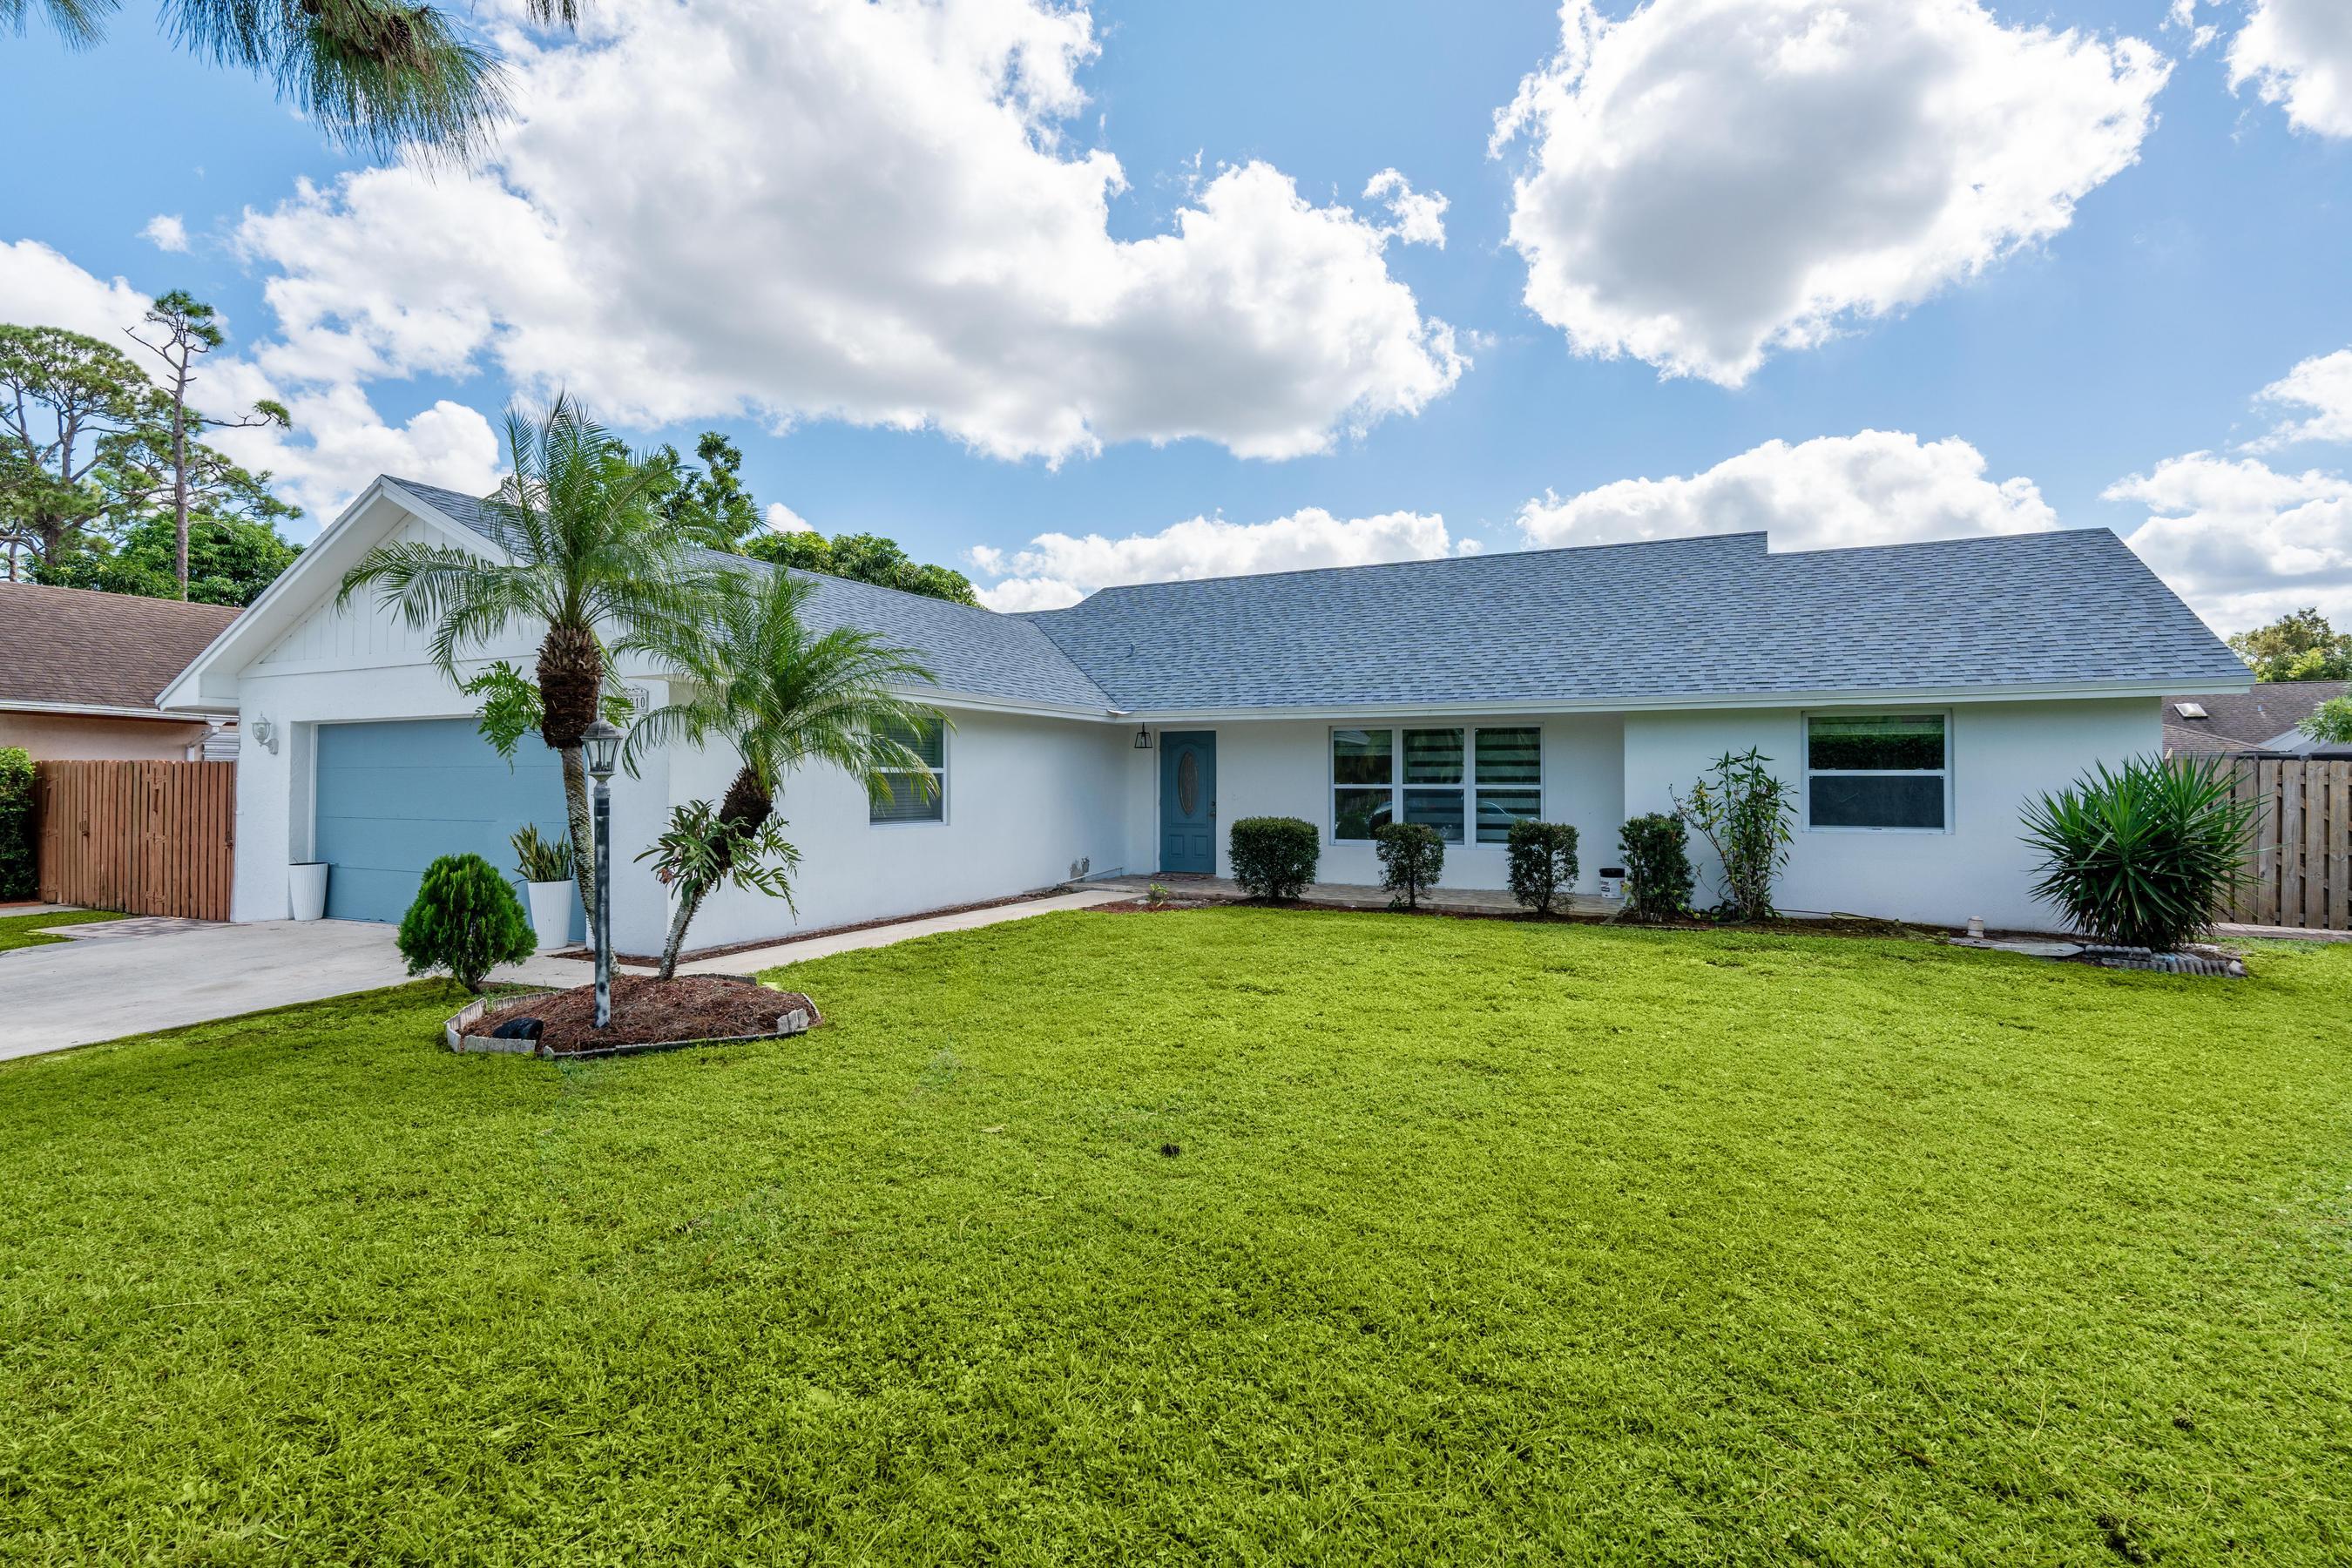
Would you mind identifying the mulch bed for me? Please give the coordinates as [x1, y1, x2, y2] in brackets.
[477, 975, 817, 1054]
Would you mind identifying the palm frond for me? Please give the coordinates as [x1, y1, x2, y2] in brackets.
[5, 0, 116, 48]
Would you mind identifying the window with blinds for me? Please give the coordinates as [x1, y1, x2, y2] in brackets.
[869, 714, 946, 824]
[1330, 726, 1543, 843]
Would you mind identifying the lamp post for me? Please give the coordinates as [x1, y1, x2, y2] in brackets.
[583, 719, 624, 1030]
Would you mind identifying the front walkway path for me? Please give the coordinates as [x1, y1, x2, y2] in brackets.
[1089, 872, 1615, 918]
[673, 887, 1133, 976]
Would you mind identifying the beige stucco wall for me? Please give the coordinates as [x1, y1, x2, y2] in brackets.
[0, 711, 213, 761]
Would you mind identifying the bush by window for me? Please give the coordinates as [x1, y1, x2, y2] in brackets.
[1229, 817, 1319, 901]
[869, 714, 945, 823]
[1506, 820, 1579, 916]
[1807, 713, 1948, 830]
[2021, 755, 2258, 951]
[1619, 813, 1694, 922]
[1373, 821, 1443, 909]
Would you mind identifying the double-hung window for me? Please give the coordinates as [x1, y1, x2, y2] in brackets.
[1805, 713, 1948, 831]
[1331, 726, 1543, 843]
[869, 713, 946, 824]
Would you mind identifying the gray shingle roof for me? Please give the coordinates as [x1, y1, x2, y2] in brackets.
[386, 476, 2245, 715]
[1020, 529, 2248, 711]
[2160, 680, 2348, 751]
[387, 476, 1112, 712]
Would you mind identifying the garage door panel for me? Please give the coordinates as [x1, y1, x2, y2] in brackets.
[314, 719, 582, 936]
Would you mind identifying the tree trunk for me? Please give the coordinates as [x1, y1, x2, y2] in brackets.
[656, 885, 704, 982]
[560, 744, 597, 929]
[656, 766, 773, 981]
[170, 356, 192, 600]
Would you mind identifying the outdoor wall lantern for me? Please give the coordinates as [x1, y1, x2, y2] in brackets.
[583, 719, 625, 1030]
[251, 715, 279, 754]
[1132, 726, 1152, 749]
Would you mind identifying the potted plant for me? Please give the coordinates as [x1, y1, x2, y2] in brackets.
[288, 862, 329, 921]
[511, 824, 577, 951]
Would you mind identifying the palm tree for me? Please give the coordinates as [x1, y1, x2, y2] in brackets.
[338, 395, 713, 928]
[6, 0, 581, 158]
[620, 566, 940, 978]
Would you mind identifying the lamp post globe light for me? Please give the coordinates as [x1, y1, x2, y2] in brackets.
[583, 719, 625, 1030]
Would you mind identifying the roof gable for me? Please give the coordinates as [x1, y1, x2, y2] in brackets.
[0, 582, 240, 713]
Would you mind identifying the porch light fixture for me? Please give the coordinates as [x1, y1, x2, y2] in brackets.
[1132, 726, 1151, 749]
[251, 714, 279, 754]
[582, 719, 625, 1030]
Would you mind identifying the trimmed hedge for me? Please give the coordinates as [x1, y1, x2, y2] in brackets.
[1619, 813, 1694, 923]
[1506, 820, 1580, 916]
[0, 747, 33, 902]
[396, 853, 536, 994]
[1229, 816, 1319, 902]
[1373, 821, 1443, 910]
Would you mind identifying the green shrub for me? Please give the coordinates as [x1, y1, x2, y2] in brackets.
[1619, 813, 1694, 922]
[0, 747, 33, 901]
[510, 823, 575, 882]
[1506, 820, 1580, 915]
[1229, 816, 1320, 901]
[1672, 748, 1794, 922]
[1373, 821, 1443, 910]
[2021, 755, 2259, 950]
[396, 853, 537, 993]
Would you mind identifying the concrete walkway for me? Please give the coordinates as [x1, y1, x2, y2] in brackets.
[1, 920, 590, 1063]
[672, 887, 1132, 975]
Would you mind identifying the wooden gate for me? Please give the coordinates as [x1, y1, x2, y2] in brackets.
[35, 760, 236, 921]
[2227, 757, 2351, 931]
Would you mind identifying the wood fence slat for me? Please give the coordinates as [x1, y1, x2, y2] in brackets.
[2230, 761, 2258, 923]
[2308, 758, 2333, 929]
[2331, 762, 2350, 932]
[30, 760, 235, 923]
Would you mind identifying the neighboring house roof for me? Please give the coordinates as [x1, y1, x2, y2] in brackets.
[0, 581, 241, 717]
[389, 477, 1114, 713]
[1021, 529, 2247, 713]
[2160, 680, 2349, 754]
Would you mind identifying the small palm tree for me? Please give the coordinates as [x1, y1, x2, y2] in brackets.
[620, 566, 940, 978]
[8, 0, 579, 158]
[338, 395, 713, 927]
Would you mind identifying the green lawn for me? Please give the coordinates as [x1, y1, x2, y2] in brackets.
[0, 907, 125, 952]
[3, 910, 2349, 1564]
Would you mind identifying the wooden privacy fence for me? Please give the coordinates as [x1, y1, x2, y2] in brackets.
[35, 760, 236, 921]
[2226, 757, 2351, 931]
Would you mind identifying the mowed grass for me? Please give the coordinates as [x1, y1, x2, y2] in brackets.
[0, 908, 125, 952]
[3, 910, 2349, 1565]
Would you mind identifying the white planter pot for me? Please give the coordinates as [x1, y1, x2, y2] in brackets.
[289, 862, 328, 922]
[524, 878, 576, 951]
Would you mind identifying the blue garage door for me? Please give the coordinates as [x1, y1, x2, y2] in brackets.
[314, 718, 583, 938]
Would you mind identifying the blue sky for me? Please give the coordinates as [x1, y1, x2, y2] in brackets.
[6, 0, 2350, 628]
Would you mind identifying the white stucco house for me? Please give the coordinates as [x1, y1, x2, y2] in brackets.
[159, 476, 2250, 951]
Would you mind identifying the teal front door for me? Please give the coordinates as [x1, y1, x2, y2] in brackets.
[1159, 731, 1216, 873]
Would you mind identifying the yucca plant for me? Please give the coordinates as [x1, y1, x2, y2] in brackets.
[2020, 756, 2259, 951]
[510, 823, 573, 884]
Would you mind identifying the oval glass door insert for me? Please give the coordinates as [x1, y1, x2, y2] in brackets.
[1177, 749, 1201, 817]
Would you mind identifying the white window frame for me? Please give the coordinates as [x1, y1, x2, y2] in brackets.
[869, 715, 948, 828]
[1327, 724, 1543, 848]
[1801, 710, 1953, 835]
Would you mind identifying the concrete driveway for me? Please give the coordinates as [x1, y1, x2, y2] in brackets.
[1, 920, 588, 1062]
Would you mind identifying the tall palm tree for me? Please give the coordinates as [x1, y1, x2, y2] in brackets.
[620, 566, 941, 978]
[5, 0, 581, 158]
[338, 395, 712, 926]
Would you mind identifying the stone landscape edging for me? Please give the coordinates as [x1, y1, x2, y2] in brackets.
[443, 988, 821, 1058]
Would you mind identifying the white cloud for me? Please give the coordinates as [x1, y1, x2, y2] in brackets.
[2106, 453, 2352, 629]
[1515, 430, 2056, 551]
[1490, 0, 2169, 385]
[970, 506, 1463, 611]
[0, 239, 151, 341]
[765, 501, 814, 535]
[1363, 169, 1448, 248]
[2227, 0, 2352, 138]
[232, 0, 1463, 464]
[2166, 1, 2219, 56]
[2246, 347, 2352, 451]
[140, 214, 190, 253]
[0, 238, 500, 524]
